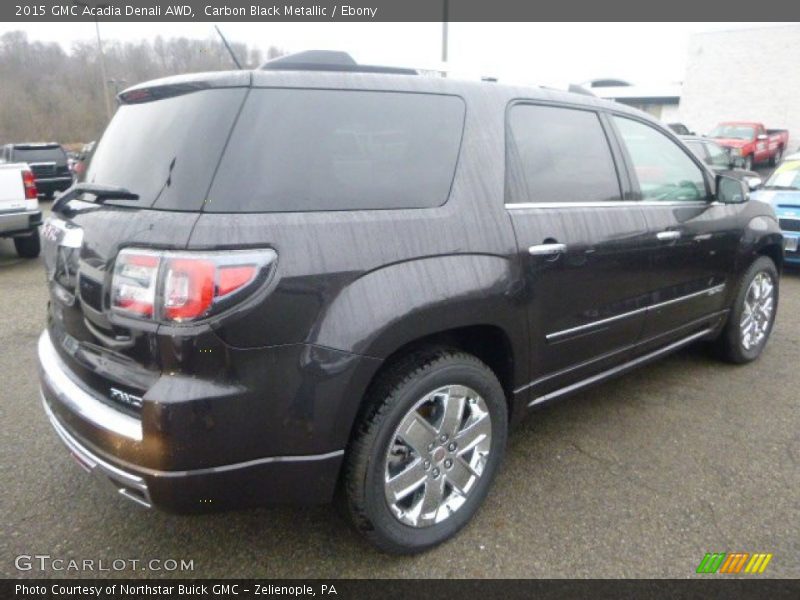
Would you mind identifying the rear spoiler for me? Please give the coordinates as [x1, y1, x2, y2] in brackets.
[117, 71, 251, 104]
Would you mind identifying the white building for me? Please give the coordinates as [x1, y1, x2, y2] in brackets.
[588, 79, 683, 124]
[679, 24, 800, 151]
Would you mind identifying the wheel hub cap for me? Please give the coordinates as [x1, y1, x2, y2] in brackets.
[384, 384, 492, 528]
[740, 271, 774, 351]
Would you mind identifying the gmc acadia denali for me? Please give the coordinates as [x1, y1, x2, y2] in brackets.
[38, 52, 782, 554]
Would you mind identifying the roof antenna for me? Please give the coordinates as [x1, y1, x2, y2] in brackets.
[214, 25, 243, 70]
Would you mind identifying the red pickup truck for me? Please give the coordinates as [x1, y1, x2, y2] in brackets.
[708, 121, 789, 170]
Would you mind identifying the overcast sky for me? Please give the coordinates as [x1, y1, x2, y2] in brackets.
[1, 22, 792, 87]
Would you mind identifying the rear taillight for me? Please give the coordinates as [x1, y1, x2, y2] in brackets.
[22, 170, 37, 199]
[111, 248, 276, 323]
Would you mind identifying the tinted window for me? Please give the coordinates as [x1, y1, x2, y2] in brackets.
[506, 104, 621, 204]
[704, 142, 730, 168]
[685, 141, 706, 162]
[709, 124, 755, 140]
[614, 116, 708, 202]
[13, 146, 67, 164]
[85, 88, 247, 210]
[206, 89, 465, 212]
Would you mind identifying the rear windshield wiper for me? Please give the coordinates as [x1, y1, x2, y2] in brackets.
[52, 183, 139, 213]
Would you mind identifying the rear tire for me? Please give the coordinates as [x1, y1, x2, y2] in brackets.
[14, 231, 41, 258]
[717, 256, 778, 364]
[343, 348, 508, 554]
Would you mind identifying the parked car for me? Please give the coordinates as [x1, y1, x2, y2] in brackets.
[38, 52, 783, 554]
[0, 143, 73, 199]
[681, 135, 762, 189]
[752, 157, 800, 265]
[667, 122, 693, 136]
[0, 162, 42, 257]
[71, 141, 96, 179]
[708, 122, 790, 170]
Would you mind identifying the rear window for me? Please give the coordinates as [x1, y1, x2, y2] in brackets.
[84, 88, 248, 210]
[205, 89, 465, 212]
[13, 146, 66, 164]
[506, 104, 621, 204]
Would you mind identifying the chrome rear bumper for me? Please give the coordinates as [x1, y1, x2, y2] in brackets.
[42, 396, 152, 508]
[38, 331, 142, 441]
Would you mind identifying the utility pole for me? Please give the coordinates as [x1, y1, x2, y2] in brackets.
[441, 0, 449, 76]
[95, 20, 113, 120]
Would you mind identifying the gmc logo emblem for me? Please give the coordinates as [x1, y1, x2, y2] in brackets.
[109, 388, 143, 409]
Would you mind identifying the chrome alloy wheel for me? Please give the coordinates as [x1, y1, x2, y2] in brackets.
[740, 271, 775, 351]
[383, 385, 492, 528]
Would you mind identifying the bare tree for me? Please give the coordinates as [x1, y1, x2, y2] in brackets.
[0, 31, 285, 144]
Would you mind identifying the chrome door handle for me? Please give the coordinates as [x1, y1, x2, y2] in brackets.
[656, 230, 681, 242]
[529, 243, 567, 256]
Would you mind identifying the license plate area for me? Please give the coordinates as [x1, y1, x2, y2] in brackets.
[784, 237, 798, 253]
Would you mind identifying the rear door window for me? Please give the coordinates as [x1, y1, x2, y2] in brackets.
[205, 89, 465, 212]
[84, 88, 248, 210]
[506, 104, 622, 204]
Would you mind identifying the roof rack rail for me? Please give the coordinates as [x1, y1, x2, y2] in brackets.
[567, 84, 596, 97]
[260, 50, 418, 75]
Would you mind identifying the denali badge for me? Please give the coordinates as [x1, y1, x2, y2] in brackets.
[109, 388, 143, 409]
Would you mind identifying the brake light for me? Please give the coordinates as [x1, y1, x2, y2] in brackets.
[22, 170, 37, 199]
[163, 258, 215, 321]
[111, 248, 275, 323]
[111, 252, 161, 317]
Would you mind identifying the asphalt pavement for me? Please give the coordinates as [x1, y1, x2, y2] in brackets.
[1, 200, 797, 578]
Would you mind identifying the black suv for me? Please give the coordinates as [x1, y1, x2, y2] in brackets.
[38, 53, 782, 554]
[2, 143, 73, 199]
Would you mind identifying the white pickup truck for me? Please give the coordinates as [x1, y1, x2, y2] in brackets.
[0, 163, 42, 257]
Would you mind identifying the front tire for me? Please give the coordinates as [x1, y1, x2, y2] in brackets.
[743, 155, 754, 171]
[717, 256, 778, 364]
[14, 231, 41, 258]
[343, 348, 508, 554]
[770, 147, 783, 167]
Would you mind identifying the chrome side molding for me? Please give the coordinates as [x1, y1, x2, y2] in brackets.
[545, 284, 726, 342]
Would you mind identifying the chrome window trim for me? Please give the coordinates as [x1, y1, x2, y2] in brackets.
[545, 283, 725, 342]
[506, 200, 720, 209]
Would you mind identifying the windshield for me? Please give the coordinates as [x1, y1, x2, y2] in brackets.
[13, 146, 66, 164]
[84, 88, 247, 210]
[709, 125, 755, 140]
[764, 160, 800, 190]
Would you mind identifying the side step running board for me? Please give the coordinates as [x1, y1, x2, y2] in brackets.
[528, 328, 713, 408]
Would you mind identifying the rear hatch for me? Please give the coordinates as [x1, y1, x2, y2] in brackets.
[43, 72, 250, 413]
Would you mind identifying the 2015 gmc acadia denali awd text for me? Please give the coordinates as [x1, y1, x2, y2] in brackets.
[37, 53, 783, 554]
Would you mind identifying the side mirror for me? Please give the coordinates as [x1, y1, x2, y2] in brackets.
[757, 134, 768, 141]
[716, 174, 749, 204]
